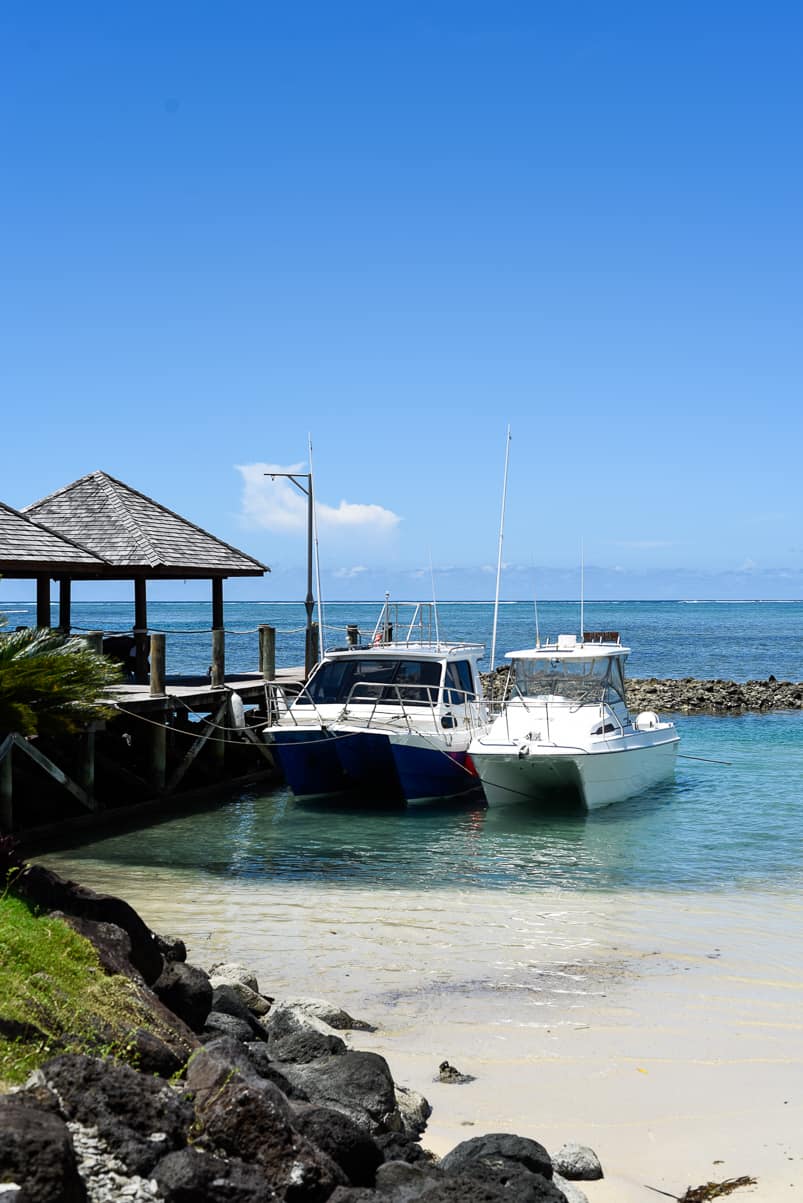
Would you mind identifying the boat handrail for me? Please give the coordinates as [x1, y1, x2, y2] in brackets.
[340, 679, 488, 735]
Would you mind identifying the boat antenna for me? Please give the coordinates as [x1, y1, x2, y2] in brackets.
[490, 424, 511, 672]
[533, 581, 541, 649]
[579, 537, 584, 642]
[429, 550, 441, 646]
[308, 433, 325, 662]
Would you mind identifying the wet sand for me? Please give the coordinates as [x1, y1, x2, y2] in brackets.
[42, 855, 803, 1202]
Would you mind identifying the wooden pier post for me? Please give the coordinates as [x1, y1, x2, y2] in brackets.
[211, 629, 225, 687]
[0, 739, 13, 833]
[309, 622, 320, 672]
[346, 624, 359, 647]
[84, 631, 104, 655]
[259, 625, 276, 680]
[150, 633, 166, 696]
[78, 729, 96, 803]
[150, 717, 167, 791]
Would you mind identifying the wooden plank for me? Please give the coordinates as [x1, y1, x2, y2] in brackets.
[239, 723, 276, 768]
[11, 734, 97, 812]
[0, 736, 12, 832]
[164, 697, 229, 794]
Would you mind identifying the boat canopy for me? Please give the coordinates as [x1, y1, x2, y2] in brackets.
[511, 651, 627, 705]
[296, 654, 479, 707]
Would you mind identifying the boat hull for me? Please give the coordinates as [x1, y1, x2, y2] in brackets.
[385, 734, 482, 803]
[471, 735, 679, 810]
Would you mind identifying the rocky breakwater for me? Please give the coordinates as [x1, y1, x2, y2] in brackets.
[1, 864, 604, 1203]
[481, 669, 803, 714]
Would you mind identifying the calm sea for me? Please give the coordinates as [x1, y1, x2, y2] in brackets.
[23, 598, 803, 897]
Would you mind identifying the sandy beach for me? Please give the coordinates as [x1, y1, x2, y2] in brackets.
[41, 854, 803, 1203]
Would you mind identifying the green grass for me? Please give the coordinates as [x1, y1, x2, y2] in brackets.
[0, 892, 167, 1085]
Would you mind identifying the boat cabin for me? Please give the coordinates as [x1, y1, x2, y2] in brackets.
[507, 634, 630, 707]
[294, 646, 484, 711]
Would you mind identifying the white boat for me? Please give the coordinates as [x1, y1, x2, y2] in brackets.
[263, 601, 489, 805]
[468, 632, 679, 810]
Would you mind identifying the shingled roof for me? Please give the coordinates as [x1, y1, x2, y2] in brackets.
[0, 500, 108, 576]
[22, 471, 268, 578]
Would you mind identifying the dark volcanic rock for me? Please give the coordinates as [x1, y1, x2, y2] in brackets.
[271, 1028, 348, 1063]
[130, 1026, 186, 1078]
[202, 1011, 257, 1044]
[294, 1104, 384, 1186]
[277, 1051, 398, 1135]
[0, 1096, 87, 1203]
[155, 932, 188, 963]
[153, 1147, 275, 1202]
[440, 1134, 564, 1203]
[54, 913, 146, 984]
[154, 960, 213, 1032]
[211, 983, 269, 1040]
[374, 1132, 435, 1165]
[16, 865, 164, 984]
[185, 1037, 346, 1199]
[35, 1053, 193, 1176]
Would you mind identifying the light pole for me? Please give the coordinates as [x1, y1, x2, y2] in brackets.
[265, 470, 315, 678]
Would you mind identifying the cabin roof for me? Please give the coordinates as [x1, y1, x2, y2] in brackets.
[506, 641, 629, 661]
[0, 500, 109, 574]
[22, 471, 268, 578]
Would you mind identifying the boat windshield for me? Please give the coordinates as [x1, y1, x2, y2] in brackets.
[297, 657, 443, 707]
[513, 655, 626, 704]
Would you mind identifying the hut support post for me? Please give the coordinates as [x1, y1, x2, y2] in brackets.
[0, 737, 13, 832]
[134, 578, 149, 684]
[150, 633, 166, 696]
[211, 578, 225, 686]
[259, 625, 276, 680]
[58, 578, 72, 633]
[36, 576, 51, 629]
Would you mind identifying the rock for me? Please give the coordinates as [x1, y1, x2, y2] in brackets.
[271, 1028, 348, 1063]
[153, 1147, 275, 1202]
[155, 933, 187, 963]
[0, 1096, 87, 1203]
[202, 1011, 257, 1045]
[32, 1053, 193, 1176]
[130, 1028, 185, 1078]
[15, 865, 164, 984]
[440, 1133, 553, 1181]
[208, 963, 272, 1017]
[553, 1173, 590, 1203]
[154, 961, 213, 1033]
[293, 1104, 384, 1186]
[276, 1051, 401, 1135]
[264, 1001, 346, 1046]
[210, 984, 268, 1040]
[185, 1038, 346, 1198]
[271, 997, 376, 1033]
[374, 1132, 436, 1165]
[553, 1142, 603, 1181]
[436, 1061, 475, 1084]
[374, 1157, 443, 1190]
[394, 1085, 432, 1138]
[54, 914, 146, 985]
[243, 1041, 308, 1099]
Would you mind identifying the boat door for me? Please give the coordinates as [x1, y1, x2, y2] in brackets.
[441, 657, 483, 732]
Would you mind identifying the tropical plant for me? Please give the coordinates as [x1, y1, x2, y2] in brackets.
[0, 620, 123, 738]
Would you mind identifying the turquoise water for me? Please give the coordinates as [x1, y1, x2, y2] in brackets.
[3, 598, 802, 680]
[15, 599, 803, 896]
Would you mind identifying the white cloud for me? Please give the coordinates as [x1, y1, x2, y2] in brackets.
[332, 565, 368, 579]
[236, 462, 401, 535]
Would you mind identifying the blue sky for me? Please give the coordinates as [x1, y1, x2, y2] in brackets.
[2, 2, 801, 602]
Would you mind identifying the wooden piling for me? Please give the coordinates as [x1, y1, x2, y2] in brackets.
[78, 729, 96, 802]
[150, 718, 167, 791]
[346, 624, 359, 647]
[309, 621, 320, 671]
[83, 631, 104, 655]
[0, 738, 13, 832]
[150, 633, 166, 696]
[259, 624, 276, 680]
[211, 629, 225, 687]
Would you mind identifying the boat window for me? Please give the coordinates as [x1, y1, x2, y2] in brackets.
[445, 660, 477, 704]
[298, 658, 442, 706]
[514, 655, 624, 704]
